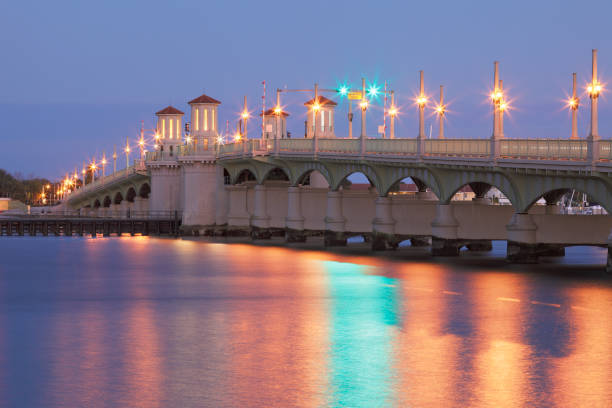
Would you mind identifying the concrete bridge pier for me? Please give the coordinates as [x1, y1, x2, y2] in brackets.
[214, 167, 229, 236]
[324, 190, 347, 246]
[431, 204, 461, 256]
[251, 184, 271, 239]
[285, 186, 306, 242]
[372, 196, 397, 250]
[181, 162, 217, 235]
[226, 185, 250, 236]
[506, 213, 538, 263]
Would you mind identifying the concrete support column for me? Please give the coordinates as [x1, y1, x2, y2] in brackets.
[285, 186, 306, 242]
[324, 190, 346, 246]
[506, 213, 538, 263]
[227, 185, 250, 234]
[372, 196, 397, 250]
[109, 204, 120, 218]
[120, 201, 131, 218]
[431, 204, 460, 256]
[214, 167, 229, 235]
[251, 184, 271, 239]
[181, 162, 217, 235]
[606, 230, 612, 274]
[133, 197, 145, 214]
[545, 204, 561, 215]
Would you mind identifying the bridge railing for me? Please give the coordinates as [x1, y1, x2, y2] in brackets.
[278, 138, 313, 152]
[69, 165, 140, 200]
[423, 139, 490, 157]
[499, 139, 587, 160]
[599, 140, 612, 160]
[319, 138, 360, 153]
[366, 138, 418, 154]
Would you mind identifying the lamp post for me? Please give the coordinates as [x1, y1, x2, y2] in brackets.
[492, 61, 500, 138]
[417, 70, 426, 140]
[388, 91, 396, 139]
[313, 83, 320, 154]
[499, 80, 505, 138]
[360, 78, 367, 139]
[588, 49, 601, 139]
[90, 160, 97, 182]
[569, 73, 579, 139]
[124, 136, 130, 168]
[242, 96, 249, 155]
[274, 89, 281, 156]
[436, 85, 445, 139]
[112, 146, 117, 173]
[101, 152, 107, 177]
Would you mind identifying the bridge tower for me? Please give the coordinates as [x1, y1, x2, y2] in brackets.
[179, 93, 225, 234]
[148, 106, 184, 215]
[188, 93, 221, 152]
[304, 96, 336, 139]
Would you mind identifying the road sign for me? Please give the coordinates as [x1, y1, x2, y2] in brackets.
[348, 92, 362, 100]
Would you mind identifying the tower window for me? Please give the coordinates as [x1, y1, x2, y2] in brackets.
[212, 109, 215, 130]
[194, 108, 199, 130]
[162, 119, 166, 138]
[170, 118, 173, 139]
[204, 109, 208, 131]
[321, 110, 325, 132]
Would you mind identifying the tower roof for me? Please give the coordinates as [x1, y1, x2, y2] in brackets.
[260, 108, 290, 117]
[304, 95, 337, 107]
[156, 106, 184, 115]
[188, 93, 222, 105]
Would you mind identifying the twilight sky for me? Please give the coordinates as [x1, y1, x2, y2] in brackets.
[1, 0, 611, 178]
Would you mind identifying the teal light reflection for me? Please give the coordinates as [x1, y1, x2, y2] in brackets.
[323, 260, 399, 407]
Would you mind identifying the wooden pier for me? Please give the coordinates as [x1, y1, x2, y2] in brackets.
[0, 217, 181, 237]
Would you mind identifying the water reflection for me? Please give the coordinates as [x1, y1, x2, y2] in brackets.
[0, 237, 611, 407]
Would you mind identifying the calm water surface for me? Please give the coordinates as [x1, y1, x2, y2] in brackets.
[0, 237, 611, 407]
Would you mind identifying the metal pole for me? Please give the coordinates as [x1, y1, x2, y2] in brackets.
[102, 152, 106, 177]
[361, 78, 366, 138]
[125, 136, 130, 168]
[390, 91, 395, 139]
[383, 81, 387, 138]
[439, 85, 444, 139]
[243, 96, 248, 155]
[493, 61, 499, 138]
[571, 73, 578, 139]
[313, 83, 319, 154]
[348, 100, 353, 139]
[275, 89, 280, 155]
[113, 145, 117, 173]
[418, 70, 425, 139]
[499, 80, 504, 138]
[590, 49, 599, 138]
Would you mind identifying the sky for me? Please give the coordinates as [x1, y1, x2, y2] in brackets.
[1, 0, 611, 178]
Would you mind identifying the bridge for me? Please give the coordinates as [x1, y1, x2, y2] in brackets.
[59, 51, 612, 271]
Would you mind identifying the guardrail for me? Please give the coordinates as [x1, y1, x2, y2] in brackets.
[499, 139, 588, 160]
[424, 139, 490, 156]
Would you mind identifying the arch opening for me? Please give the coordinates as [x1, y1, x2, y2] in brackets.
[262, 167, 290, 183]
[337, 172, 377, 193]
[235, 169, 256, 184]
[387, 176, 439, 200]
[126, 187, 136, 203]
[113, 192, 123, 205]
[103, 196, 112, 208]
[139, 183, 150, 199]
[527, 188, 608, 215]
[223, 168, 231, 185]
[448, 182, 512, 206]
[296, 169, 330, 188]
[93, 200, 101, 208]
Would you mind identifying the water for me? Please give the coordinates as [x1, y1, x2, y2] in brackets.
[1, 237, 611, 407]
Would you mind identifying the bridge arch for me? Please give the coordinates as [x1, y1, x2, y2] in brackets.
[261, 167, 290, 183]
[138, 183, 150, 199]
[113, 191, 123, 205]
[103, 196, 112, 208]
[233, 168, 257, 184]
[520, 177, 612, 214]
[93, 199, 101, 208]
[379, 167, 442, 198]
[440, 171, 522, 209]
[289, 162, 333, 187]
[126, 187, 137, 202]
[329, 163, 382, 194]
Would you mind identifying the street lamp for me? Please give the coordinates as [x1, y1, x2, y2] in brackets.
[435, 85, 446, 139]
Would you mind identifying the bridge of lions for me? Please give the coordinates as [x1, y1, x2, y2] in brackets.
[209, 137, 612, 262]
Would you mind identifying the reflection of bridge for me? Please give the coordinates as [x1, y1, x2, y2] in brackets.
[62, 50, 612, 271]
